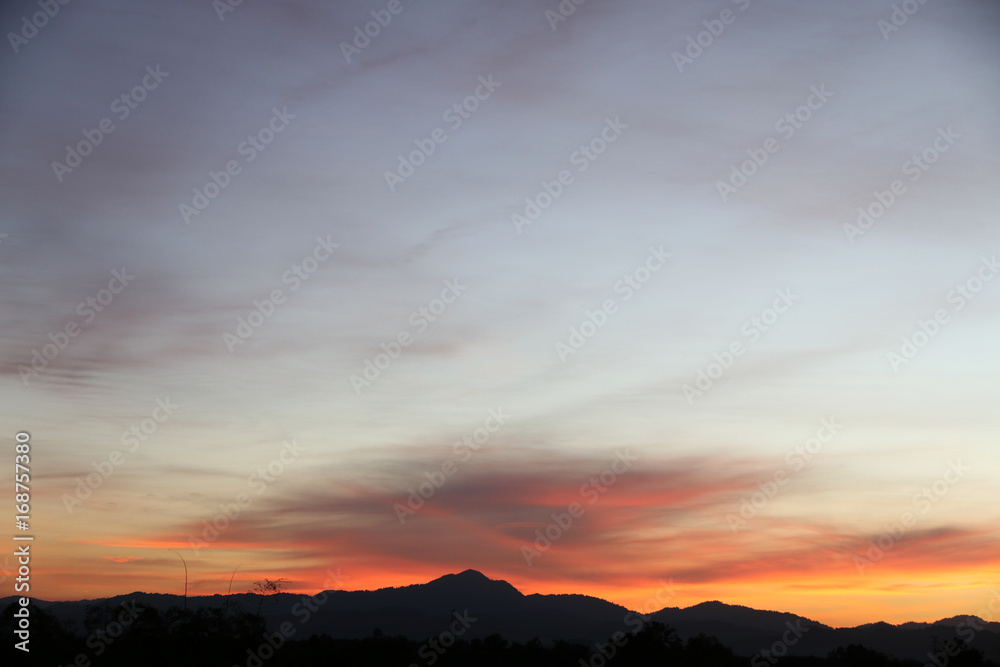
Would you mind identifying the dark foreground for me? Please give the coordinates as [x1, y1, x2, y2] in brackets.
[3, 603, 996, 666]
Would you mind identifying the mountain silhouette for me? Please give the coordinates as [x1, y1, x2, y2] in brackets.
[9, 570, 1000, 662]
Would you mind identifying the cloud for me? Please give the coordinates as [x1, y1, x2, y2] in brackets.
[103, 556, 144, 564]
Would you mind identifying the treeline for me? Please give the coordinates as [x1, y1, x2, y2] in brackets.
[2, 601, 996, 666]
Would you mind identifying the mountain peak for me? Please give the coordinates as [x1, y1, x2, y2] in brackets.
[426, 569, 499, 584]
[422, 570, 524, 599]
[690, 600, 730, 609]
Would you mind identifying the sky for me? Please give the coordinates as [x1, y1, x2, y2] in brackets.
[1, 0, 999, 629]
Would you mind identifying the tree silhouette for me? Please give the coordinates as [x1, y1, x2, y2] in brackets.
[251, 577, 287, 616]
[828, 643, 898, 666]
[609, 620, 685, 665]
[0, 601, 80, 665]
[684, 632, 736, 665]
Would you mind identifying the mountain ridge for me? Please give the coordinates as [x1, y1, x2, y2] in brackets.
[7, 570, 1000, 662]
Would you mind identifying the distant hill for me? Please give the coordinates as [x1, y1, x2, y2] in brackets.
[8, 569, 1000, 663]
